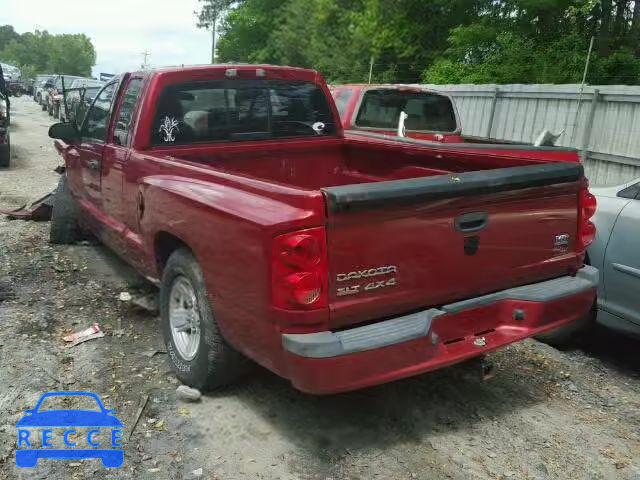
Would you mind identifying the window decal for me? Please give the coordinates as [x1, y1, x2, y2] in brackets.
[312, 122, 326, 134]
[158, 116, 181, 142]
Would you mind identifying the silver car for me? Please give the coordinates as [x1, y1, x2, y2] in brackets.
[588, 179, 640, 336]
[538, 178, 639, 345]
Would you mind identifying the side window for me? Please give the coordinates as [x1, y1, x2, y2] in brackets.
[82, 82, 117, 142]
[617, 182, 640, 200]
[113, 78, 142, 146]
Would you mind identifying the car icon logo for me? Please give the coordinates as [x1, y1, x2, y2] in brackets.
[15, 391, 124, 468]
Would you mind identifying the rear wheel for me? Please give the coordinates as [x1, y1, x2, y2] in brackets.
[160, 248, 250, 390]
[49, 175, 79, 244]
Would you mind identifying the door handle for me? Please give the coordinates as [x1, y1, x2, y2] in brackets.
[455, 212, 489, 233]
[88, 159, 100, 170]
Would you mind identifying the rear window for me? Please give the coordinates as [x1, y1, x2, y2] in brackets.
[355, 89, 457, 133]
[152, 80, 336, 145]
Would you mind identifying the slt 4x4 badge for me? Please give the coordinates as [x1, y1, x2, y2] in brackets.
[15, 391, 124, 468]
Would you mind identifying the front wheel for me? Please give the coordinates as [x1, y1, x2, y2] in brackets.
[49, 175, 79, 244]
[160, 248, 250, 390]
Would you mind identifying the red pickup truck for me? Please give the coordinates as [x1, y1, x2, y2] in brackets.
[332, 84, 466, 143]
[332, 83, 539, 146]
[48, 65, 598, 394]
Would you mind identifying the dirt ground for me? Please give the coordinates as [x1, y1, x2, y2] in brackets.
[1, 97, 640, 480]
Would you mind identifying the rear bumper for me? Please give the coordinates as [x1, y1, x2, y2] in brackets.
[282, 266, 598, 394]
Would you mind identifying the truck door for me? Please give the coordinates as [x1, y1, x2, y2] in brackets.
[71, 81, 118, 226]
[101, 76, 143, 256]
[602, 194, 640, 326]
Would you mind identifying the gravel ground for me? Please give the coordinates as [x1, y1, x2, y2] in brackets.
[1, 97, 639, 480]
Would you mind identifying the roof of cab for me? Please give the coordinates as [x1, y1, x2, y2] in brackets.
[131, 64, 324, 84]
[332, 83, 451, 97]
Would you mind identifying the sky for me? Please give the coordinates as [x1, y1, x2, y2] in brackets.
[0, 0, 214, 77]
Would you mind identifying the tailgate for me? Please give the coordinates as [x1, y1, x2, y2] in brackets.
[322, 163, 584, 329]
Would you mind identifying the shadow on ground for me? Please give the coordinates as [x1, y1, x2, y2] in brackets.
[577, 325, 640, 374]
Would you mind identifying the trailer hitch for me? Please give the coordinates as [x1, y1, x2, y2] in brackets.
[456, 355, 495, 382]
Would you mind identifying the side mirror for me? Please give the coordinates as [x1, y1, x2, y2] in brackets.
[49, 122, 78, 143]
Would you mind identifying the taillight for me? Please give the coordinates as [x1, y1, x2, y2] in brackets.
[272, 227, 328, 310]
[577, 181, 597, 251]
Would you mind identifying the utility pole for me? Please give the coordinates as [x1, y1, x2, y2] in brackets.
[211, 18, 217, 64]
[195, 1, 233, 65]
[368, 57, 374, 84]
[571, 36, 595, 144]
[141, 50, 151, 70]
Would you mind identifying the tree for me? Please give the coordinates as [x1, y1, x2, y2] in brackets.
[215, 0, 640, 85]
[195, 0, 235, 63]
[2, 31, 53, 73]
[47, 34, 96, 76]
[0, 25, 19, 52]
[1, 29, 96, 77]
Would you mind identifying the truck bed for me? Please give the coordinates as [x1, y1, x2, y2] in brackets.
[166, 136, 577, 191]
[160, 136, 584, 329]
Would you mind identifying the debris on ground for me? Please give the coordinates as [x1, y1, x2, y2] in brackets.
[129, 394, 149, 441]
[0, 191, 55, 220]
[62, 323, 104, 348]
[119, 291, 132, 302]
[176, 385, 202, 402]
[142, 348, 167, 358]
[131, 293, 159, 314]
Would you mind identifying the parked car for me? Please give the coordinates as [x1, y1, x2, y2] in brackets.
[536, 178, 640, 346]
[59, 78, 105, 123]
[47, 64, 597, 394]
[7, 81, 25, 97]
[34, 74, 54, 103]
[588, 180, 640, 335]
[332, 84, 553, 146]
[40, 79, 57, 110]
[47, 75, 83, 117]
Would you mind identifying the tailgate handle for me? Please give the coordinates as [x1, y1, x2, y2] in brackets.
[455, 212, 489, 233]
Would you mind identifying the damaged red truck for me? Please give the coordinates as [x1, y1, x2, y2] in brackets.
[48, 65, 597, 394]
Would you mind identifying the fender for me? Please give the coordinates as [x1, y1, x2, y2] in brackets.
[136, 174, 317, 372]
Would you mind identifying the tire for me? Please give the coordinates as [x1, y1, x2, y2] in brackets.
[0, 138, 9, 168]
[49, 175, 79, 244]
[160, 248, 250, 390]
[535, 304, 596, 348]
